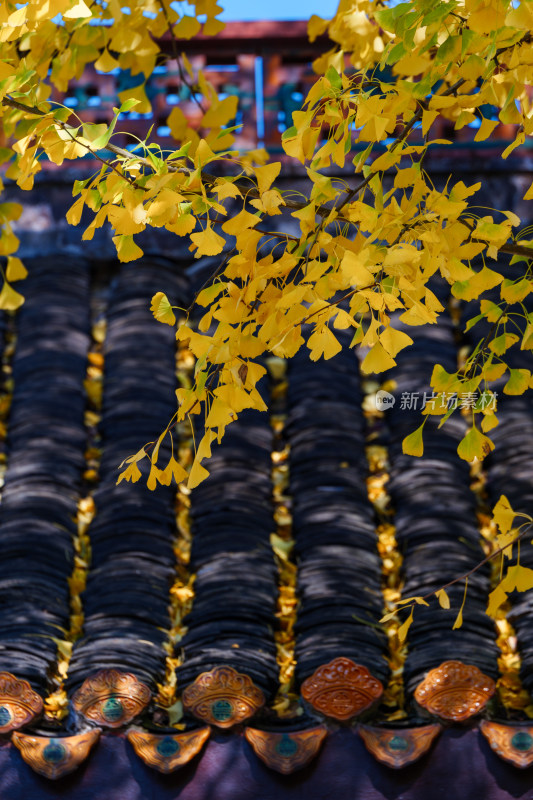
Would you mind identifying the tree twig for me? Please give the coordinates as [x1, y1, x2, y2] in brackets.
[155, 0, 206, 114]
[397, 521, 533, 616]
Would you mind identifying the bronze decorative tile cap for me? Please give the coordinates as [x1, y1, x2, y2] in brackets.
[480, 721, 533, 768]
[72, 670, 151, 728]
[0, 672, 43, 734]
[12, 730, 101, 779]
[127, 728, 211, 773]
[181, 666, 265, 728]
[358, 724, 441, 768]
[245, 726, 327, 774]
[300, 658, 383, 721]
[414, 661, 495, 721]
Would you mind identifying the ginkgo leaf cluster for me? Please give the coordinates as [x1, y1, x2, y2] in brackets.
[0, 0, 532, 494]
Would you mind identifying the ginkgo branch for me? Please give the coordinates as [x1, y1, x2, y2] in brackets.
[155, 0, 206, 114]
[336, 78, 465, 212]
[462, 305, 510, 381]
[394, 520, 533, 620]
[2, 96, 141, 188]
[185, 247, 236, 314]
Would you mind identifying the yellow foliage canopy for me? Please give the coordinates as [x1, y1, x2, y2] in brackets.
[0, 0, 532, 501]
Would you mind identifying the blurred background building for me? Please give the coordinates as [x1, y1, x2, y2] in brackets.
[47, 21, 324, 154]
[2, 18, 530, 170]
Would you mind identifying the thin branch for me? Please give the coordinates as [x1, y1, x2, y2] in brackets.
[2, 96, 140, 188]
[155, 0, 206, 114]
[398, 521, 533, 614]
[462, 305, 509, 380]
[185, 246, 236, 314]
[60, 119, 141, 188]
[336, 78, 465, 212]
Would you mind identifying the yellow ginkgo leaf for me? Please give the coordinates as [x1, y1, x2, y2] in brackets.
[64, 0, 92, 18]
[504, 564, 533, 593]
[147, 464, 164, 491]
[202, 95, 238, 128]
[107, 205, 146, 236]
[402, 423, 425, 457]
[94, 48, 120, 73]
[489, 332, 519, 356]
[397, 607, 414, 643]
[492, 495, 516, 536]
[0, 280, 24, 311]
[503, 368, 530, 395]
[307, 327, 342, 361]
[166, 213, 196, 237]
[0, 61, 15, 81]
[112, 234, 144, 263]
[117, 83, 151, 115]
[308, 13, 328, 41]
[167, 107, 188, 141]
[213, 181, 242, 201]
[481, 414, 499, 433]
[187, 458, 210, 490]
[150, 292, 176, 326]
[250, 190, 285, 216]
[254, 162, 282, 196]
[6, 256, 27, 282]
[222, 208, 260, 237]
[486, 582, 508, 618]
[340, 250, 374, 287]
[190, 226, 226, 257]
[500, 278, 532, 304]
[452, 578, 468, 630]
[203, 17, 225, 35]
[379, 326, 413, 358]
[174, 15, 201, 38]
[163, 457, 188, 485]
[457, 425, 494, 462]
[66, 196, 85, 226]
[116, 460, 142, 484]
[360, 341, 396, 374]
[119, 446, 148, 469]
[474, 117, 499, 142]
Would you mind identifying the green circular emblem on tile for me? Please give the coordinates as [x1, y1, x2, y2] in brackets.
[275, 735, 298, 757]
[0, 706, 12, 727]
[43, 743, 67, 764]
[511, 732, 533, 752]
[102, 696, 124, 723]
[211, 700, 233, 722]
[388, 736, 409, 752]
[156, 737, 180, 758]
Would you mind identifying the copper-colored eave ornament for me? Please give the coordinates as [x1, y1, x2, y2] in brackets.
[72, 670, 151, 728]
[358, 724, 442, 769]
[0, 672, 43, 734]
[127, 728, 211, 773]
[414, 661, 495, 722]
[12, 730, 101, 779]
[181, 666, 265, 728]
[301, 658, 383, 721]
[480, 721, 533, 768]
[245, 726, 328, 774]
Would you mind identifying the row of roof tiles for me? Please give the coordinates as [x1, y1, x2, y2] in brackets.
[0, 253, 532, 792]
